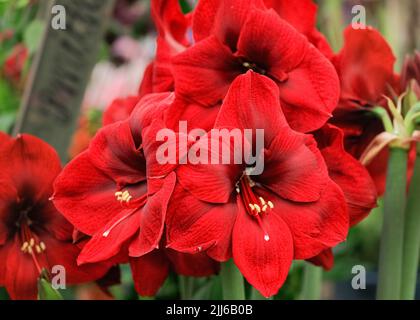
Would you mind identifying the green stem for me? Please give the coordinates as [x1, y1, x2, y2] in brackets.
[220, 259, 245, 300]
[250, 287, 271, 300]
[377, 147, 409, 300]
[300, 263, 323, 300]
[179, 276, 195, 300]
[401, 146, 420, 299]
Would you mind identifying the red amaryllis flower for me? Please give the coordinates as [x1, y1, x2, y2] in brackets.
[194, 0, 333, 58]
[308, 124, 378, 270]
[330, 26, 401, 194]
[139, 0, 190, 97]
[0, 134, 110, 300]
[102, 95, 141, 126]
[172, 0, 340, 133]
[166, 72, 348, 297]
[2, 43, 28, 84]
[53, 93, 219, 296]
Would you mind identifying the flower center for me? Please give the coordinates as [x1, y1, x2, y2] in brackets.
[236, 175, 274, 242]
[19, 221, 47, 274]
[241, 60, 267, 75]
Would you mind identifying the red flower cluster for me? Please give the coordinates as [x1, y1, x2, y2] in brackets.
[53, 0, 380, 297]
[0, 134, 111, 299]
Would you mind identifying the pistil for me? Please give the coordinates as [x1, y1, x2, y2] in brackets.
[237, 176, 274, 242]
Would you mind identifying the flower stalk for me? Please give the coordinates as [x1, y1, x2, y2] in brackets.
[220, 260, 246, 300]
[377, 147, 408, 299]
[300, 263, 322, 300]
[401, 144, 420, 299]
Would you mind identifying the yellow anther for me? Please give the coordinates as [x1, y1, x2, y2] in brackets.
[35, 245, 42, 254]
[40, 242, 46, 251]
[254, 204, 261, 213]
[21, 242, 29, 252]
[115, 190, 132, 204]
[27, 246, 33, 254]
[262, 205, 268, 212]
[249, 204, 255, 211]
[259, 197, 266, 206]
[29, 238, 35, 247]
[267, 201, 274, 209]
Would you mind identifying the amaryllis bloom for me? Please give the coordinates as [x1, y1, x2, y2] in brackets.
[139, 0, 190, 97]
[172, 0, 340, 133]
[166, 72, 349, 297]
[308, 124, 377, 270]
[0, 134, 110, 300]
[2, 43, 28, 84]
[53, 93, 219, 296]
[330, 26, 401, 194]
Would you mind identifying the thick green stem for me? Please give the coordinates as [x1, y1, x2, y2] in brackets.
[220, 260, 245, 300]
[377, 147, 409, 300]
[179, 276, 195, 300]
[250, 287, 271, 300]
[300, 263, 322, 300]
[401, 147, 420, 299]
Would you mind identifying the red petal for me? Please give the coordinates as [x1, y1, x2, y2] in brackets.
[258, 133, 328, 202]
[176, 132, 244, 204]
[138, 62, 154, 97]
[215, 71, 288, 145]
[151, 0, 189, 44]
[172, 35, 240, 107]
[130, 250, 170, 297]
[0, 134, 61, 204]
[263, 0, 317, 36]
[103, 96, 141, 126]
[0, 182, 18, 245]
[78, 208, 140, 264]
[165, 97, 220, 133]
[167, 249, 220, 276]
[88, 120, 146, 186]
[314, 124, 377, 226]
[258, 183, 349, 259]
[193, 0, 265, 47]
[129, 173, 176, 257]
[4, 235, 41, 299]
[279, 45, 339, 132]
[237, 9, 339, 132]
[166, 185, 237, 261]
[53, 152, 121, 235]
[41, 232, 112, 284]
[232, 198, 294, 298]
[307, 248, 335, 271]
[334, 26, 396, 105]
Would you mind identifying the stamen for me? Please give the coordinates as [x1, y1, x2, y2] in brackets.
[115, 190, 132, 204]
[102, 208, 138, 238]
[237, 175, 274, 241]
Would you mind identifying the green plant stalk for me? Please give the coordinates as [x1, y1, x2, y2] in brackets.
[300, 263, 322, 300]
[401, 146, 420, 299]
[377, 147, 409, 300]
[179, 276, 195, 300]
[220, 260, 245, 300]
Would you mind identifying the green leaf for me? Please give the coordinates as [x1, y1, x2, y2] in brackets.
[24, 20, 45, 54]
[37, 273, 64, 300]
